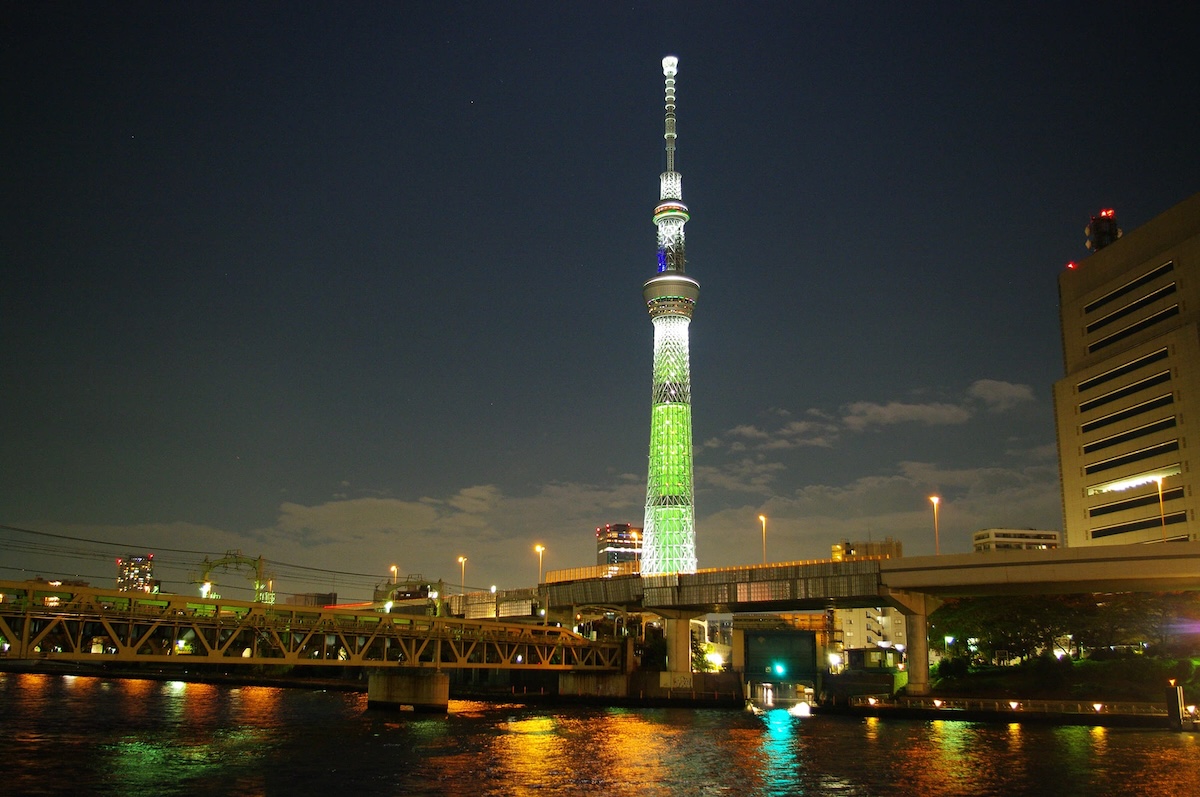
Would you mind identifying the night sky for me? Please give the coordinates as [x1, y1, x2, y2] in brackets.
[4, 3, 1199, 601]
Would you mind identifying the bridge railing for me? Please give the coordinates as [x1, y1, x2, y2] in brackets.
[544, 555, 892, 586]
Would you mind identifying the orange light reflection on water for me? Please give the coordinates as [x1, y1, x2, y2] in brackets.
[892, 719, 1006, 794]
[232, 684, 283, 726]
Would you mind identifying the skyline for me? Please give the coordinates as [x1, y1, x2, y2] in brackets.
[4, 4, 1200, 601]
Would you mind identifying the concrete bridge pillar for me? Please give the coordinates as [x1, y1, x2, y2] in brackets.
[367, 669, 450, 712]
[662, 616, 694, 675]
[883, 589, 941, 696]
[904, 611, 931, 695]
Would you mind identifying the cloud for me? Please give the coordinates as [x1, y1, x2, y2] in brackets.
[447, 485, 503, 514]
[694, 459, 1062, 566]
[275, 498, 440, 542]
[708, 415, 840, 454]
[696, 458, 787, 494]
[763, 419, 840, 449]
[727, 424, 771, 440]
[841, 400, 972, 431]
[968, 379, 1035, 412]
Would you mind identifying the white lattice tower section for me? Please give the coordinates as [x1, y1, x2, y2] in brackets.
[641, 315, 697, 575]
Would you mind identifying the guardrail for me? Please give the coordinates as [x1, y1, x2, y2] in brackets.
[847, 694, 1191, 723]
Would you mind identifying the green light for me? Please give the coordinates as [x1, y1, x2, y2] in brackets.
[642, 314, 697, 575]
[773, 662, 786, 676]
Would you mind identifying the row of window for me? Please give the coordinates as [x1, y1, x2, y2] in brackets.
[1086, 464, 1182, 497]
[1083, 261, 1174, 315]
[1090, 510, 1188, 540]
[1084, 439, 1180, 475]
[1088, 305, 1181, 354]
[1086, 283, 1177, 334]
[1077, 347, 1169, 393]
[1079, 369, 1171, 414]
[1089, 486, 1185, 518]
[1081, 393, 1174, 434]
[1082, 416, 1178, 455]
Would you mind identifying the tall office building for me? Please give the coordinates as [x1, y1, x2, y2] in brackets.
[116, 554, 158, 593]
[596, 523, 643, 566]
[640, 56, 700, 576]
[1053, 192, 1200, 546]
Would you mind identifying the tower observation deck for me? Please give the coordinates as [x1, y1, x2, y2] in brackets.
[641, 56, 699, 575]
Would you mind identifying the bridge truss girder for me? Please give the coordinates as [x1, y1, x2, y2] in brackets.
[0, 580, 621, 672]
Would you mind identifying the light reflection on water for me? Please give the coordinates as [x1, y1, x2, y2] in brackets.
[3, 672, 1199, 796]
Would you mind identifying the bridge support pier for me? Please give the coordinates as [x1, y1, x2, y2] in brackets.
[367, 669, 449, 713]
[884, 589, 941, 696]
[559, 672, 630, 698]
[663, 616, 694, 675]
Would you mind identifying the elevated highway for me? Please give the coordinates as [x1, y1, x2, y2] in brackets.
[543, 541, 1200, 694]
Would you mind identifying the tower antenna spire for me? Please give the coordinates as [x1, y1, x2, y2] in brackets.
[662, 55, 678, 174]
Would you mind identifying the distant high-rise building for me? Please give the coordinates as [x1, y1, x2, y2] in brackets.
[972, 529, 1060, 552]
[116, 554, 158, 593]
[1053, 193, 1200, 546]
[641, 56, 701, 576]
[831, 538, 903, 561]
[596, 523, 643, 566]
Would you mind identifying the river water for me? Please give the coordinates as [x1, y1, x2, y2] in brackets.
[3, 672, 1198, 796]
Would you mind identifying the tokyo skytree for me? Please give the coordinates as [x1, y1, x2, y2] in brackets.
[640, 56, 699, 576]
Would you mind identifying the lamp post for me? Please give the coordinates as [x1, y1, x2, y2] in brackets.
[929, 496, 941, 555]
[630, 531, 640, 570]
[534, 544, 545, 583]
[1156, 477, 1167, 541]
[390, 564, 397, 584]
[458, 556, 467, 598]
[759, 514, 767, 565]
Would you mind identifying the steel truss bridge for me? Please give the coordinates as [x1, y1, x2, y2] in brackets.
[0, 580, 622, 672]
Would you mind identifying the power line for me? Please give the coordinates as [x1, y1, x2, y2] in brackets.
[0, 523, 388, 600]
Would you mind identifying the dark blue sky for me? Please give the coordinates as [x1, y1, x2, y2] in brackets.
[4, 3, 1198, 600]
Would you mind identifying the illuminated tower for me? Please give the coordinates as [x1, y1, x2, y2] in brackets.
[641, 55, 700, 575]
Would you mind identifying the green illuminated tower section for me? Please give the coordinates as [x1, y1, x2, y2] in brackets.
[641, 56, 699, 576]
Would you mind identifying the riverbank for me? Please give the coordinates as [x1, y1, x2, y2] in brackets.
[834, 694, 1198, 729]
[5, 658, 1196, 728]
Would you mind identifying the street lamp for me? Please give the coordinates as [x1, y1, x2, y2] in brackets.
[534, 544, 545, 583]
[458, 556, 467, 597]
[1156, 477, 1167, 541]
[630, 531, 640, 570]
[759, 515, 767, 565]
[390, 564, 397, 584]
[929, 496, 941, 555]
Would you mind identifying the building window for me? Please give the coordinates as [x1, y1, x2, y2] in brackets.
[1086, 283, 1177, 334]
[1084, 440, 1180, 475]
[1083, 261, 1174, 315]
[1086, 464, 1182, 497]
[1091, 511, 1188, 539]
[1079, 372, 1172, 414]
[1077, 348, 1169, 394]
[1087, 305, 1181, 354]
[1082, 417, 1177, 454]
[1081, 394, 1174, 434]
[1089, 486, 1185, 518]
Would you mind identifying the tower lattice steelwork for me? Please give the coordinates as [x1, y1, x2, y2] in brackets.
[641, 56, 699, 575]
